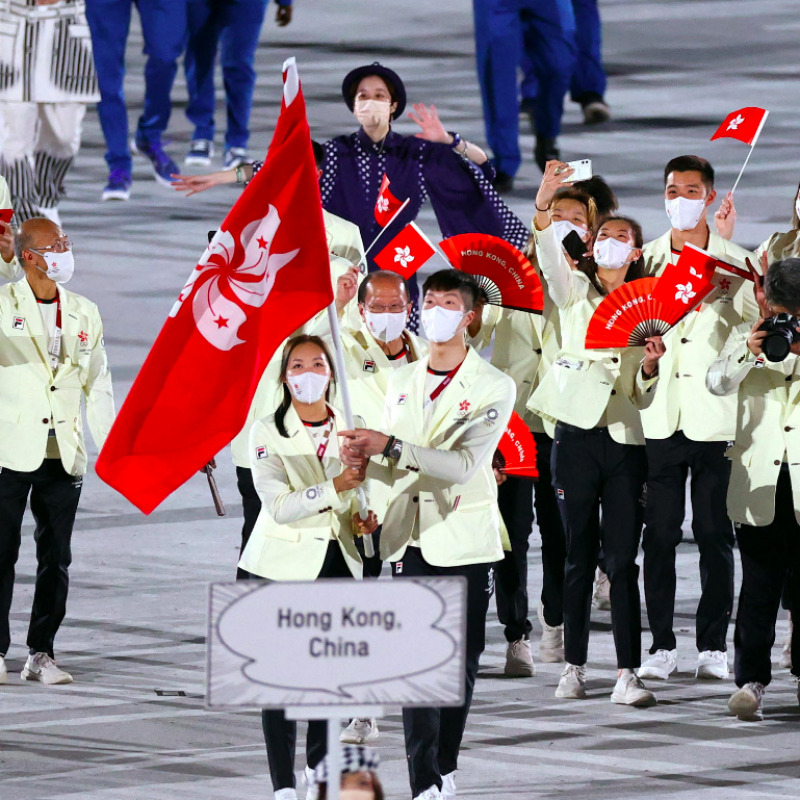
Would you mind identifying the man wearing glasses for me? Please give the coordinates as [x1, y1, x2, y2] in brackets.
[0, 217, 114, 685]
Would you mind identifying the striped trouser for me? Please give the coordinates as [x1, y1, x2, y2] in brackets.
[0, 102, 86, 222]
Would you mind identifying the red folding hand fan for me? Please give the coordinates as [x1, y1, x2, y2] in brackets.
[492, 412, 539, 478]
[439, 233, 544, 313]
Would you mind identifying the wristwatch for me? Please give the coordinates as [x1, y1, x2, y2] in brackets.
[386, 437, 404, 461]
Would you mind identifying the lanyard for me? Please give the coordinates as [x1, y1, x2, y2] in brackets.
[46, 297, 62, 372]
[306, 417, 333, 461]
[424, 361, 463, 409]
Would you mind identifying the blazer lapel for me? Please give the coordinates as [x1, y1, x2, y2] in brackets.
[12, 280, 51, 373]
[284, 405, 328, 485]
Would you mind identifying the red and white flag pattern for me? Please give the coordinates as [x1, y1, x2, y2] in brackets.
[373, 222, 436, 278]
[710, 107, 769, 146]
[374, 173, 405, 227]
[96, 58, 332, 514]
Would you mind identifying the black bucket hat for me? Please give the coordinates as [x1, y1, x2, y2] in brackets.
[341, 62, 406, 120]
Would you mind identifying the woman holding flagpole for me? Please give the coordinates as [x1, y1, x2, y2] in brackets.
[238, 334, 377, 800]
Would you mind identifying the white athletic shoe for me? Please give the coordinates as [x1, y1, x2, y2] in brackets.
[340, 717, 379, 744]
[611, 670, 657, 707]
[638, 649, 677, 681]
[728, 682, 765, 721]
[0, 655, 7, 684]
[780, 619, 793, 668]
[274, 789, 297, 800]
[555, 663, 587, 699]
[504, 638, 535, 677]
[537, 604, 564, 663]
[304, 765, 319, 800]
[592, 568, 612, 610]
[414, 786, 443, 800]
[696, 649, 729, 680]
[441, 771, 456, 800]
[21, 653, 73, 685]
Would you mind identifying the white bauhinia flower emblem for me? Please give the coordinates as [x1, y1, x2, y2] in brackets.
[169, 205, 299, 350]
[394, 246, 414, 269]
[727, 114, 745, 131]
[376, 196, 390, 213]
[675, 281, 697, 305]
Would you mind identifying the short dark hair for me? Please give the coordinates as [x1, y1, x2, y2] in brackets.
[765, 258, 800, 312]
[422, 269, 479, 311]
[357, 270, 409, 304]
[311, 140, 325, 170]
[663, 155, 715, 191]
[573, 175, 618, 217]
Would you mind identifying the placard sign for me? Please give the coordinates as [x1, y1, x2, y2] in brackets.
[206, 577, 466, 709]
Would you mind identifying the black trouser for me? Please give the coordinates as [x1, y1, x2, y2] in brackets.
[0, 460, 82, 658]
[495, 476, 534, 641]
[391, 547, 494, 797]
[552, 423, 646, 669]
[642, 432, 734, 653]
[533, 432, 567, 628]
[354, 525, 383, 579]
[734, 468, 800, 688]
[261, 541, 353, 791]
[235, 466, 261, 580]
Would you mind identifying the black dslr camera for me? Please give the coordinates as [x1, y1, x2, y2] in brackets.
[759, 313, 800, 362]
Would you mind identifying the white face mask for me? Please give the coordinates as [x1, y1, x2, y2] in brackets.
[34, 249, 74, 284]
[421, 306, 465, 343]
[593, 237, 633, 270]
[552, 219, 587, 244]
[287, 370, 329, 404]
[364, 310, 407, 343]
[665, 196, 706, 231]
[354, 98, 391, 129]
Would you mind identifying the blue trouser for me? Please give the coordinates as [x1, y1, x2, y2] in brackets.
[569, 0, 606, 102]
[184, 0, 269, 149]
[474, 0, 576, 176]
[85, 0, 188, 173]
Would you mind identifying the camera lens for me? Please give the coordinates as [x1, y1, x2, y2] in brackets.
[762, 330, 793, 362]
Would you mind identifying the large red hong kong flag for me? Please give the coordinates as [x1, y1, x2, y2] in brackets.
[710, 107, 769, 146]
[96, 58, 332, 514]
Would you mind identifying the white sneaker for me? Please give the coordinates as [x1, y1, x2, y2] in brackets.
[780, 620, 793, 668]
[638, 649, 677, 680]
[414, 786, 443, 800]
[537, 604, 564, 663]
[555, 663, 587, 699]
[696, 649, 729, 680]
[21, 653, 73, 685]
[504, 638, 535, 677]
[592, 568, 611, 610]
[728, 682, 765, 721]
[611, 670, 657, 707]
[441, 771, 456, 800]
[304, 765, 319, 800]
[274, 789, 297, 800]
[339, 717, 379, 744]
[0, 655, 7, 684]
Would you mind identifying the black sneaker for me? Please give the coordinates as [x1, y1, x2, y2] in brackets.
[535, 137, 560, 172]
[493, 170, 514, 194]
[132, 138, 179, 186]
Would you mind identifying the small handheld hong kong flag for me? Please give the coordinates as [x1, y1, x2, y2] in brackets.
[374, 173, 406, 227]
[710, 107, 769, 146]
[373, 222, 436, 278]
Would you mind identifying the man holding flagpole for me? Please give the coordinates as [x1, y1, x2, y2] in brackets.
[637, 154, 760, 684]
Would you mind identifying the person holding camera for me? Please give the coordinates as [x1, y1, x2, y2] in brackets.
[706, 257, 800, 720]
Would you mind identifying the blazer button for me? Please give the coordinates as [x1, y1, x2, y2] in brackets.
[42, 418, 49, 424]
[680, 338, 689, 344]
[786, 375, 793, 382]
[412, 496, 419, 503]
[785, 426, 793, 432]
[610, 389, 617, 396]
[612, 357, 619, 363]
[50, 386, 57, 392]
[534, 348, 542, 354]
[675, 372, 680, 378]
[774, 460, 781, 465]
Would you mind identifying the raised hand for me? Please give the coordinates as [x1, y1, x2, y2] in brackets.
[714, 192, 736, 240]
[408, 103, 450, 144]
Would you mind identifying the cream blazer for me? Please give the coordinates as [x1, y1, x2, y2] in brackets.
[372, 346, 515, 567]
[238, 404, 363, 581]
[230, 212, 366, 468]
[755, 229, 800, 265]
[706, 324, 800, 526]
[527, 224, 657, 445]
[0, 278, 115, 475]
[0, 177, 21, 281]
[640, 229, 758, 441]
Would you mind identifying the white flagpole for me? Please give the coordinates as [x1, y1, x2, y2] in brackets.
[326, 302, 375, 558]
[359, 198, 411, 268]
[730, 110, 769, 196]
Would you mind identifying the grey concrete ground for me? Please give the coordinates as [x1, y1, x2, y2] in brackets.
[2, 0, 800, 797]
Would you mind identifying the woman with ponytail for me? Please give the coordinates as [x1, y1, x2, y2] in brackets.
[238, 334, 377, 800]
